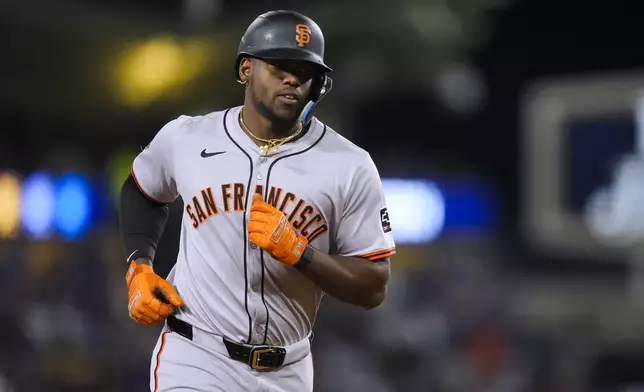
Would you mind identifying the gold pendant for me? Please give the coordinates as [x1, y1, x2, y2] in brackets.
[260, 144, 278, 156]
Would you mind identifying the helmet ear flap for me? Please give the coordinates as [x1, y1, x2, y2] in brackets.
[308, 74, 324, 101]
[308, 72, 331, 101]
[300, 74, 332, 126]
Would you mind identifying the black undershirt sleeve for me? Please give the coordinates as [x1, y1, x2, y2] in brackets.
[119, 174, 170, 266]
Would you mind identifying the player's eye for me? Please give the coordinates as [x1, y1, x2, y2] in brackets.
[266, 61, 314, 85]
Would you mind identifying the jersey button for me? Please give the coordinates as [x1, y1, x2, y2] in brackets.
[257, 173, 263, 180]
[251, 283, 260, 292]
[254, 324, 264, 334]
[259, 157, 267, 164]
[250, 243, 257, 250]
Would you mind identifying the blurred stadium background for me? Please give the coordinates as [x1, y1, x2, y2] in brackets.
[1, 0, 644, 391]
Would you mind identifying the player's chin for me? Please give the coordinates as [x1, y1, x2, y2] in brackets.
[271, 103, 302, 122]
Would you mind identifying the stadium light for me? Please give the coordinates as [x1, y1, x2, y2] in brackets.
[21, 172, 56, 240]
[0, 172, 21, 239]
[381, 178, 446, 244]
[53, 173, 93, 240]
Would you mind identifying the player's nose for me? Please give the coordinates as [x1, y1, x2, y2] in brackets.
[282, 72, 302, 87]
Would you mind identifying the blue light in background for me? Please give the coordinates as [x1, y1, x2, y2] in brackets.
[53, 173, 93, 240]
[21, 172, 56, 239]
[441, 181, 498, 232]
[382, 179, 446, 244]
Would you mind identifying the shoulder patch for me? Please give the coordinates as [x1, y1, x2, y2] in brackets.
[380, 207, 392, 233]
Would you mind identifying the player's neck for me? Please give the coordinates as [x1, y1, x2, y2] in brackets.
[241, 103, 299, 141]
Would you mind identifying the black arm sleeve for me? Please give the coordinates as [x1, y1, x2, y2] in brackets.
[119, 174, 171, 266]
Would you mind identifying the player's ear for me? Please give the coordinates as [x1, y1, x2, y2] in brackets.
[238, 58, 251, 85]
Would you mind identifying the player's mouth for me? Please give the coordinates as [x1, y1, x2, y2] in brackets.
[276, 91, 300, 104]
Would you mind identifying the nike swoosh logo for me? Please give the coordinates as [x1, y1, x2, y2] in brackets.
[201, 149, 226, 158]
[126, 250, 138, 263]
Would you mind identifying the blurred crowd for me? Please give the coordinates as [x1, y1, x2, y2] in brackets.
[0, 229, 642, 392]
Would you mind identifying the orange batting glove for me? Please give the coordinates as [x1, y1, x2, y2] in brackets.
[125, 261, 184, 326]
[248, 193, 308, 266]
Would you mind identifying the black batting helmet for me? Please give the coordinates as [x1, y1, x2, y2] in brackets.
[235, 10, 333, 125]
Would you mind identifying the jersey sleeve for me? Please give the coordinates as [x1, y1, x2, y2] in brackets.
[334, 154, 396, 261]
[131, 116, 187, 204]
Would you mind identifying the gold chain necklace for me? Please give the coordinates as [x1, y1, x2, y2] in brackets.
[239, 107, 303, 155]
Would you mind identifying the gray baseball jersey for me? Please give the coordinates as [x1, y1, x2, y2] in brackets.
[132, 105, 395, 347]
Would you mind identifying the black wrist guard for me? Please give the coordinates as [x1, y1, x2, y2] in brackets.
[294, 245, 315, 270]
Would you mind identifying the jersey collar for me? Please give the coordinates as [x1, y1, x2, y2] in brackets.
[225, 106, 324, 158]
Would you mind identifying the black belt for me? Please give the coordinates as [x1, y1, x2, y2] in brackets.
[166, 316, 287, 371]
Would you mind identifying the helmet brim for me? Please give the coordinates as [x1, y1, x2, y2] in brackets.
[238, 48, 332, 73]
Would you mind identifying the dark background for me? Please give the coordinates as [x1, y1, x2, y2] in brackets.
[2, 0, 644, 391]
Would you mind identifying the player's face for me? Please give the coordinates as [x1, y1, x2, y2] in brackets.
[249, 59, 315, 123]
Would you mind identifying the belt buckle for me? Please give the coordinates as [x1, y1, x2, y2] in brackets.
[250, 347, 275, 370]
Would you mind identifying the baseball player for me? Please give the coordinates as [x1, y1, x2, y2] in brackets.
[119, 10, 395, 392]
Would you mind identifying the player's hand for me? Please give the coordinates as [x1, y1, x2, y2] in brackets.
[248, 193, 308, 266]
[125, 261, 184, 326]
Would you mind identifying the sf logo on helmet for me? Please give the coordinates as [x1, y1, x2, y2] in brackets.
[295, 24, 312, 47]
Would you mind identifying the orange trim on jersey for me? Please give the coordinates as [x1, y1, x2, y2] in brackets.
[311, 351, 315, 385]
[130, 165, 166, 205]
[153, 331, 170, 392]
[359, 247, 396, 261]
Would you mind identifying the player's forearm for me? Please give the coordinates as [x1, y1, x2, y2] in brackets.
[295, 247, 390, 309]
[119, 174, 171, 268]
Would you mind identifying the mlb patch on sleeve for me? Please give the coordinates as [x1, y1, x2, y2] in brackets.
[380, 208, 392, 233]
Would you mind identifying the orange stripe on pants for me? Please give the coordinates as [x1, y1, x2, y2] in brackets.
[154, 331, 170, 392]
